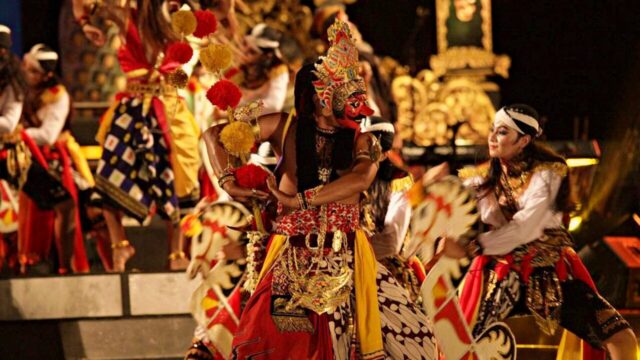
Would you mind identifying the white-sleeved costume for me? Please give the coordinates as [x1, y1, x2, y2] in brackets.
[462, 163, 565, 256]
[458, 160, 630, 351]
[24, 86, 70, 146]
[0, 86, 22, 134]
[369, 176, 413, 259]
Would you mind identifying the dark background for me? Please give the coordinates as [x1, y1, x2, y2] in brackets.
[15, 0, 640, 140]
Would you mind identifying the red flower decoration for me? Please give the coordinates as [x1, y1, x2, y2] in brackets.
[235, 164, 270, 192]
[166, 42, 193, 64]
[206, 79, 242, 109]
[193, 10, 218, 38]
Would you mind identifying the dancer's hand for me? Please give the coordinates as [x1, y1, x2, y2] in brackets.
[266, 176, 298, 209]
[422, 162, 450, 186]
[437, 236, 467, 259]
[220, 240, 246, 260]
[82, 24, 106, 47]
[222, 181, 269, 203]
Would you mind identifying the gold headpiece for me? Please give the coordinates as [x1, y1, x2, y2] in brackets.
[312, 19, 366, 112]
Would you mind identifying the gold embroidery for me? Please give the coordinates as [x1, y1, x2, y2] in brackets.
[458, 163, 490, 180]
[391, 175, 414, 193]
[532, 161, 568, 178]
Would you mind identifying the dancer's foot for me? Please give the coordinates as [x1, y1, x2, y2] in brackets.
[168, 251, 189, 271]
[111, 240, 135, 272]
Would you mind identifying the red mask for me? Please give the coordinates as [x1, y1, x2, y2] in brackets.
[337, 93, 374, 129]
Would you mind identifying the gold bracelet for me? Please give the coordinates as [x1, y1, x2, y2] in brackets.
[218, 173, 236, 188]
[296, 193, 307, 210]
[168, 251, 186, 261]
[304, 185, 323, 207]
[111, 240, 131, 249]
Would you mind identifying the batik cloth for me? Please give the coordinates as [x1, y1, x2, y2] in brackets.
[95, 96, 178, 223]
[461, 228, 630, 350]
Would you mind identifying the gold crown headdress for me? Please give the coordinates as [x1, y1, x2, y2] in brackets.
[312, 19, 366, 113]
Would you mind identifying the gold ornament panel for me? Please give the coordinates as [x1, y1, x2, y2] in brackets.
[392, 73, 495, 146]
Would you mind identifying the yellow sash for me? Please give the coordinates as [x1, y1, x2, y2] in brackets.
[256, 231, 384, 359]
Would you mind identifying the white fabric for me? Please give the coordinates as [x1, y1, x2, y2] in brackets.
[25, 90, 69, 146]
[370, 190, 412, 259]
[463, 169, 564, 256]
[494, 107, 539, 135]
[360, 117, 394, 134]
[0, 86, 22, 134]
[25, 44, 58, 73]
[241, 71, 289, 115]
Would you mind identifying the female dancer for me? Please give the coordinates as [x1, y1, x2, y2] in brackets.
[445, 104, 637, 359]
[72, 0, 201, 271]
[19, 44, 94, 273]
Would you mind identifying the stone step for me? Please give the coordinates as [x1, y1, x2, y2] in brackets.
[0, 316, 195, 360]
[2, 272, 638, 358]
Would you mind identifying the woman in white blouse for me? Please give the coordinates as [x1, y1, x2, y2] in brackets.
[444, 104, 636, 360]
[0, 25, 25, 136]
[18, 44, 93, 274]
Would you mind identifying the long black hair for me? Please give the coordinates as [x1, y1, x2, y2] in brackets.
[294, 62, 355, 192]
[0, 53, 27, 101]
[479, 104, 575, 213]
[365, 117, 395, 232]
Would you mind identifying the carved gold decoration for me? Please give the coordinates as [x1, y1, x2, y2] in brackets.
[392, 72, 495, 146]
[430, 47, 511, 78]
[433, 0, 510, 78]
[391, 0, 509, 146]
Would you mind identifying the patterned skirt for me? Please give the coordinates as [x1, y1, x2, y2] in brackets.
[465, 228, 630, 349]
[231, 231, 436, 360]
[95, 97, 178, 223]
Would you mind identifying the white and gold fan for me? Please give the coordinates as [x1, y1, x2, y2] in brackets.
[405, 175, 478, 278]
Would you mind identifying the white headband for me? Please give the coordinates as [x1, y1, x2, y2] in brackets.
[0, 25, 10, 34]
[246, 23, 280, 50]
[494, 107, 541, 136]
[360, 117, 395, 134]
[25, 44, 58, 73]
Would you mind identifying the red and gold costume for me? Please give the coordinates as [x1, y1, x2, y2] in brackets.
[18, 76, 91, 273]
[227, 20, 435, 360]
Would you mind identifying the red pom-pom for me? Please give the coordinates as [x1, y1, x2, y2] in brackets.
[193, 10, 218, 38]
[166, 42, 193, 64]
[235, 164, 270, 192]
[206, 79, 242, 109]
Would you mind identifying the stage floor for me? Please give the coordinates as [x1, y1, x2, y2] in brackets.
[1, 272, 638, 359]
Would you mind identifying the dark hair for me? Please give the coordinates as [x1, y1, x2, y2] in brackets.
[99, 0, 178, 62]
[480, 104, 574, 213]
[295, 62, 355, 191]
[363, 117, 395, 231]
[0, 53, 27, 101]
[137, 0, 178, 59]
[241, 51, 283, 89]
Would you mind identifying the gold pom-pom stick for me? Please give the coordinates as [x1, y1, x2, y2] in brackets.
[199, 43, 232, 74]
[166, 68, 189, 88]
[220, 121, 255, 158]
[171, 10, 197, 36]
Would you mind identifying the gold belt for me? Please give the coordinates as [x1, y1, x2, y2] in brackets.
[125, 83, 175, 97]
[0, 132, 23, 144]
